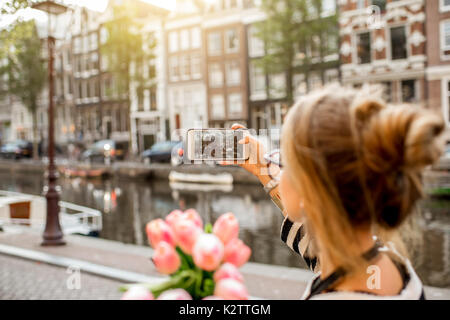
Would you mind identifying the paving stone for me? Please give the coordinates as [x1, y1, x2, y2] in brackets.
[0, 254, 123, 300]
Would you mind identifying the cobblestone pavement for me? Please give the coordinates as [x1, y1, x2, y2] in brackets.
[0, 254, 123, 300]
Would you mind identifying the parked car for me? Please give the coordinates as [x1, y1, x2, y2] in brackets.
[141, 141, 182, 165]
[445, 144, 450, 159]
[81, 140, 126, 163]
[0, 140, 33, 159]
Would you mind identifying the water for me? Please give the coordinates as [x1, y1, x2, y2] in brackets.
[0, 170, 448, 288]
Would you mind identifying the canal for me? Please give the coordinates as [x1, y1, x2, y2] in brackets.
[0, 170, 448, 288]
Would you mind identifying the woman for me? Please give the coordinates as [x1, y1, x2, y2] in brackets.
[230, 85, 445, 299]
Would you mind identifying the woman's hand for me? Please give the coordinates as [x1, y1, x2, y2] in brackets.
[221, 124, 274, 186]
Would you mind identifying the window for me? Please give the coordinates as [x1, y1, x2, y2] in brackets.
[309, 72, 323, 91]
[325, 31, 339, 55]
[381, 81, 392, 102]
[209, 63, 223, 87]
[90, 33, 98, 50]
[181, 55, 190, 79]
[169, 31, 178, 53]
[309, 35, 321, 58]
[191, 27, 201, 48]
[208, 32, 222, 55]
[441, 21, 450, 57]
[169, 56, 179, 80]
[180, 29, 189, 50]
[101, 55, 108, 71]
[73, 37, 81, 54]
[248, 26, 264, 57]
[293, 74, 307, 98]
[228, 93, 242, 117]
[357, 32, 371, 64]
[225, 60, 241, 86]
[211, 95, 225, 119]
[401, 80, 416, 103]
[191, 54, 201, 78]
[324, 69, 339, 84]
[225, 29, 239, 53]
[269, 73, 286, 98]
[441, 0, 450, 12]
[100, 28, 108, 45]
[90, 52, 99, 70]
[150, 87, 157, 111]
[83, 36, 89, 52]
[250, 61, 266, 97]
[390, 26, 407, 60]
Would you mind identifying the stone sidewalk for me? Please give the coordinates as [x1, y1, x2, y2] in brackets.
[0, 254, 122, 300]
[0, 230, 449, 300]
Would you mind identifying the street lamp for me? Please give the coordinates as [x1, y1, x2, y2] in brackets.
[32, 0, 68, 246]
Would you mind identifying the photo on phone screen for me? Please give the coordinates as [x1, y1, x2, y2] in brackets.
[186, 129, 249, 161]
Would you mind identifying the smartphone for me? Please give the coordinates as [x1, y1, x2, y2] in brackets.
[186, 128, 249, 161]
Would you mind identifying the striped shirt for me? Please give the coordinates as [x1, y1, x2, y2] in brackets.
[278, 212, 425, 300]
[280, 216, 320, 273]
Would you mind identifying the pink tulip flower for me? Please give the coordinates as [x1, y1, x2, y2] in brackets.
[224, 238, 251, 268]
[157, 288, 192, 300]
[213, 262, 244, 283]
[183, 208, 203, 229]
[172, 219, 201, 254]
[165, 209, 184, 229]
[165, 208, 203, 230]
[214, 279, 249, 300]
[121, 286, 154, 300]
[213, 212, 239, 244]
[192, 234, 224, 271]
[146, 219, 176, 248]
[152, 241, 180, 275]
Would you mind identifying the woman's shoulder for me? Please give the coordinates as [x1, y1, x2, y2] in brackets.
[302, 257, 425, 300]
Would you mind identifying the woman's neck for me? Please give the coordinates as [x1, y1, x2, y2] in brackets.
[319, 227, 375, 278]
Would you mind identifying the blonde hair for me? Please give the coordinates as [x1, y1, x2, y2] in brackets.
[281, 84, 445, 271]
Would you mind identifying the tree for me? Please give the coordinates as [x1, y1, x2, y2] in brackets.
[255, 0, 339, 104]
[101, 1, 157, 155]
[1, 0, 31, 14]
[0, 20, 46, 159]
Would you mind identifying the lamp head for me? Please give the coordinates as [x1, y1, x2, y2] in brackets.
[31, 1, 68, 15]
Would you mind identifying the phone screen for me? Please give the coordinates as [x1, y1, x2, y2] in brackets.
[189, 129, 247, 161]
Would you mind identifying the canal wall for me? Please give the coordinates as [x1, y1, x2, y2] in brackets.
[0, 158, 448, 193]
[0, 159, 260, 184]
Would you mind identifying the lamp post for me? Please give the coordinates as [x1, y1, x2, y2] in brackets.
[32, 1, 68, 246]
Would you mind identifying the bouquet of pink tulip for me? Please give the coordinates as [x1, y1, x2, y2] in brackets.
[120, 209, 252, 300]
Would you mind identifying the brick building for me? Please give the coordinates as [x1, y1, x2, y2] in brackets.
[339, 0, 427, 104]
[426, 0, 450, 130]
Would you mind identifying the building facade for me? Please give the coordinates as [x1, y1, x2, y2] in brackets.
[339, 0, 427, 104]
[202, 1, 251, 128]
[165, 1, 208, 138]
[129, 6, 170, 154]
[426, 0, 450, 132]
[246, 0, 340, 131]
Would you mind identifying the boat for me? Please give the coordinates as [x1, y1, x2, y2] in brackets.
[168, 171, 233, 185]
[59, 167, 108, 179]
[0, 190, 102, 236]
[169, 181, 233, 193]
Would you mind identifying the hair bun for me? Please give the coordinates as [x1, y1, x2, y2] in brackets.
[362, 105, 444, 175]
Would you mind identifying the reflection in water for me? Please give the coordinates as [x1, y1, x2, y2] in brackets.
[0, 171, 448, 288]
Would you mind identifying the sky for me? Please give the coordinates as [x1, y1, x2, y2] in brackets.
[0, 0, 177, 29]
